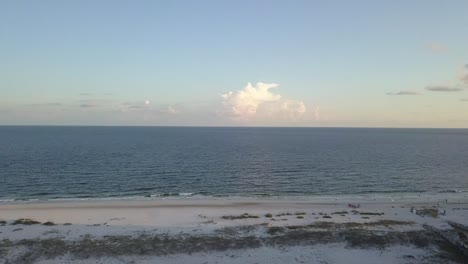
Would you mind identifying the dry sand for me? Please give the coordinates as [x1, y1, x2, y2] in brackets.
[1, 195, 468, 263]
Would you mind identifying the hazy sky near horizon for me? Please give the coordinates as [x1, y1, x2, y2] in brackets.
[1, 0, 468, 127]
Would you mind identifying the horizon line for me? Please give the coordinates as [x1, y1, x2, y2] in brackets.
[0, 125, 467, 130]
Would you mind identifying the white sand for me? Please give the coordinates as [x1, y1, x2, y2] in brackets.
[1, 196, 467, 231]
[1, 196, 468, 263]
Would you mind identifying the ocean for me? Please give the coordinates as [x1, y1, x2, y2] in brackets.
[1, 126, 467, 201]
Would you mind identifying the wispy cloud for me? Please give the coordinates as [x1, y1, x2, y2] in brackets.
[167, 106, 178, 115]
[77, 99, 113, 109]
[25, 102, 63, 107]
[386, 90, 421, 95]
[46, 103, 62, 106]
[80, 103, 97, 108]
[119, 101, 150, 112]
[422, 64, 468, 93]
[426, 43, 448, 53]
[80, 92, 115, 96]
[147, 106, 179, 115]
[119, 101, 179, 115]
[221, 82, 306, 120]
[461, 98, 468, 102]
[460, 64, 468, 85]
[313, 106, 320, 121]
[461, 75, 468, 84]
[129, 105, 145, 109]
[425, 86, 463, 92]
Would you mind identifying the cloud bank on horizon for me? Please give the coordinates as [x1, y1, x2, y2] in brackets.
[221, 82, 306, 122]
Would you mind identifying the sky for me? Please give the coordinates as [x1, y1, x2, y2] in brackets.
[1, 0, 468, 127]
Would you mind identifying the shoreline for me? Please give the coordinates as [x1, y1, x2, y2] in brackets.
[2, 196, 468, 228]
[2, 190, 468, 205]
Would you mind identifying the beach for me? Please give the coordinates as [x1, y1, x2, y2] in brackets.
[3, 0, 468, 262]
[1, 195, 468, 264]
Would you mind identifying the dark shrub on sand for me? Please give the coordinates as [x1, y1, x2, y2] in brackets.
[12, 218, 41, 225]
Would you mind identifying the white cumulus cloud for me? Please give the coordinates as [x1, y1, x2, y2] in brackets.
[221, 82, 306, 121]
[278, 100, 306, 119]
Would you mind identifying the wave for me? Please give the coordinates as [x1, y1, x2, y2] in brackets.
[437, 189, 467, 193]
[150, 192, 195, 197]
[2, 189, 468, 204]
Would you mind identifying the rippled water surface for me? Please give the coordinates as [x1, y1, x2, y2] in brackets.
[1, 126, 468, 200]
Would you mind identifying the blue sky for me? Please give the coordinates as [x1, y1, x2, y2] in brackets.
[1, 0, 468, 127]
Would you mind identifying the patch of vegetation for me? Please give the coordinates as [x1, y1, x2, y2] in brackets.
[275, 212, 293, 217]
[308, 222, 336, 229]
[331, 211, 348, 215]
[341, 229, 388, 249]
[0, 225, 466, 264]
[285, 225, 301, 230]
[274, 212, 306, 217]
[267, 226, 285, 235]
[43, 230, 60, 235]
[12, 218, 41, 225]
[296, 216, 304, 219]
[457, 232, 467, 241]
[215, 225, 257, 236]
[436, 241, 468, 264]
[270, 218, 288, 221]
[417, 208, 438, 218]
[42, 221, 56, 226]
[283, 220, 415, 231]
[322, 215, 332, 219]
[372, 220, 414, 226]
[264, 213, 272, 218]
[359, 212, 384, 216]
[63, 223, 72, 226]
[221, 213, 259, 220]
[0, 220, 7, 226]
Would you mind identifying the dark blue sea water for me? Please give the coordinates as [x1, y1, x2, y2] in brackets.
[1, 126, 468, 201]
